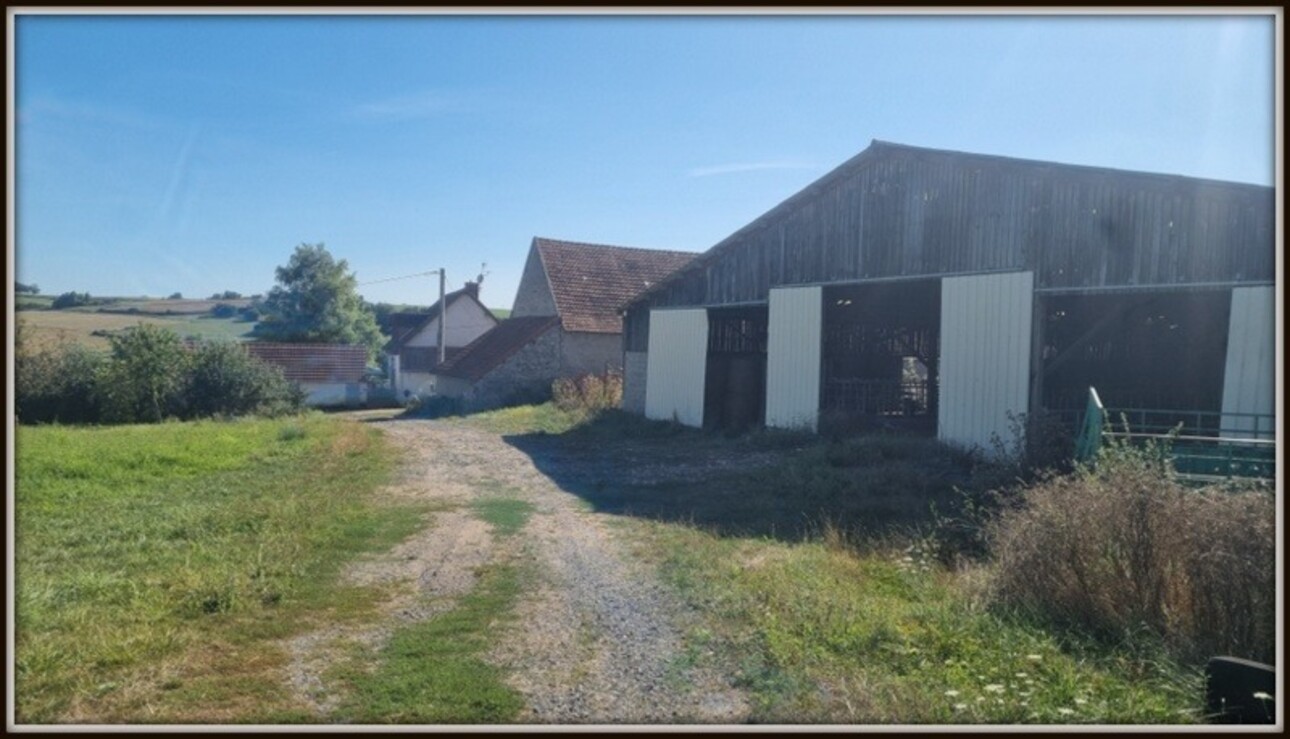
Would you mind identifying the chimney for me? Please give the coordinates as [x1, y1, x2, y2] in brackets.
[463, 281, 479, 300]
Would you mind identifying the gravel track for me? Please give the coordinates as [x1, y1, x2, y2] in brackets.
[359, 417, 749, 724]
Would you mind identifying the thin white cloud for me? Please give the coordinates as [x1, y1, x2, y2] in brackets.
[18, 97, 160, 130]
[686, 159, 818, 178]
[353, 91, 463, 121]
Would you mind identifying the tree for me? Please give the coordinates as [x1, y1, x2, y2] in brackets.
[168, 292, 184, 300]
[98, 324, 191, 423]
[257, 243, 385, 358]
[209, 290, 242, 300]
[15, 282, 39, 294]
[52, 291, 93, 309]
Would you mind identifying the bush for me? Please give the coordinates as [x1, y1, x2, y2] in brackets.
[986, 442, 1275, 663]
[16, 326, 307, 426]
[15, 341, 105, 424]
[51, 291, 92, 309]
[97, 324, 192, 423]
[185, 341, 305, 418]
[552, 371, 623, 415]
[210, 302, 239, 318]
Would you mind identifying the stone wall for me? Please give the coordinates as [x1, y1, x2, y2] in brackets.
[622, 351, 648, 414]
[461, 323, 562, 411]
[560, 331, 623, 376]
[510, 247, 558, 318]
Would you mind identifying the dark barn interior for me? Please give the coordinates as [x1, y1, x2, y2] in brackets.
[1039, 288, 1232, 432]
[703, 306, 769, 431]
[821, 280, 941, 435]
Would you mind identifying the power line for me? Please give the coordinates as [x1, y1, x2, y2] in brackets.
[357, 269, 443, 287]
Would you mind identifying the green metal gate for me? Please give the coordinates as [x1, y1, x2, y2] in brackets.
[1074, 387, 1276, 482]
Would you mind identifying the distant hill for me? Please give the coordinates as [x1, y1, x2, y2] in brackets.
[16, 295, 259, 350]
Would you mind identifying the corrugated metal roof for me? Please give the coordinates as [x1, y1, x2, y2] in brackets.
[244, 342, 367, 384]
[434, 316, 560, 381]
[534, 238, 697, 334]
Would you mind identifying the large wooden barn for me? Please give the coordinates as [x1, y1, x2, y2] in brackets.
[621, 140, 1276, 452]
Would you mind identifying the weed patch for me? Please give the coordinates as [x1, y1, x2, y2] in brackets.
[333, 565, 526, 723]
[638, 523, 1202, 724]
[472, 494, 535, 537]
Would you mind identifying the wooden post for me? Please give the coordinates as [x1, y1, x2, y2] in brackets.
[437, 269, 446, 367]
[1027, 290, 1046, 459]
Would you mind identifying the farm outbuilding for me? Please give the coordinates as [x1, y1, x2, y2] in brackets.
[244, 342, 370, 408]
[433, 237, 697, 411]
[622, 141, 1276, 452]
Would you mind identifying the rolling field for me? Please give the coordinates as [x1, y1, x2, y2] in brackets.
[17, 310, 257, 351]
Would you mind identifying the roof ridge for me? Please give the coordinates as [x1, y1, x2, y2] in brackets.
[533, 236, 700, 258]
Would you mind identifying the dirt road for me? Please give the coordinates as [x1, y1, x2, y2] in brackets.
[288, 414, 748, 724]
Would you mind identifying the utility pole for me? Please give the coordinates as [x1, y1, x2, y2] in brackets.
[437, 268, 447, 366]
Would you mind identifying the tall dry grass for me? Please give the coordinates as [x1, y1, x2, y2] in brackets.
[986, 443, 1275, 663]
[551, 371, 623, 415]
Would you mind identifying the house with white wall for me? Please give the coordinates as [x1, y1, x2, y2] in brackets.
[383, 281, 498, 399]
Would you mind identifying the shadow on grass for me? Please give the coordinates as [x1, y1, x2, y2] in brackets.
[500, 411, 992, 544]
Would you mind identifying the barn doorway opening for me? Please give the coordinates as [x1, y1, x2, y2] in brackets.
[820, 279, 941, 435]
[1039, 288, 1231, 433]
[703, 305, 769, 431]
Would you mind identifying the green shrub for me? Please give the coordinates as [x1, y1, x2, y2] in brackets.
[185, 341, 304, 418]
[986, 443, 1275, 663]
[15, 341, 105, 424]
[210, 302, 239, 319]
[97, 324, 192, 423]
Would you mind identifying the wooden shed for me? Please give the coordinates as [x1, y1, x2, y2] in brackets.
[622, 141, 1275, 452]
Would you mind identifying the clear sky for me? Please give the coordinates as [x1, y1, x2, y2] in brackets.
[12, 11, 1277, 309]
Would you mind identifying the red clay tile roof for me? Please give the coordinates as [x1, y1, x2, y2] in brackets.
[244, 342, 367, 384]
[434, 316, 560, 382]
[534, 238, 697, 334]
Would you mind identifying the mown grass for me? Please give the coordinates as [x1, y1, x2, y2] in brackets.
[14, 415, 425, 723]
[332, 564, 526, 723]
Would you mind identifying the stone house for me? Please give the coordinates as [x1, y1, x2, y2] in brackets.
[382, 281, 498, 399]
[433, 237, 696, 410]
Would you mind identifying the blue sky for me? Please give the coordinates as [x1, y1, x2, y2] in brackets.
[13, 12, 1277, 309]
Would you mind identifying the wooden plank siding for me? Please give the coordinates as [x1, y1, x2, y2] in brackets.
[624, 141, 1273, 352]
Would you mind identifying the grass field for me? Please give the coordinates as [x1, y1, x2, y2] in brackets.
[17, 310, 257, 351]
[14, 415, 426, 723]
